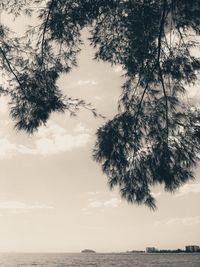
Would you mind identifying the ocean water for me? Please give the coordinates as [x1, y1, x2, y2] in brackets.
[0, 253, 200, 267]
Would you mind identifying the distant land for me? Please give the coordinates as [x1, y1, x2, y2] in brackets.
[127, 245, 200, 254]
[81, 249, 96, 253]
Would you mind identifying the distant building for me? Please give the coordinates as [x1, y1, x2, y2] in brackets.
[146, 247, 157, 253]
[185, 246, 200, 252]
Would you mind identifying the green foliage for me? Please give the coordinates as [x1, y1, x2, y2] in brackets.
[0, 0, 200, 208]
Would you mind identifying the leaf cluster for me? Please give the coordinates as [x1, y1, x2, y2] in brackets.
[0, 0, 200, 208]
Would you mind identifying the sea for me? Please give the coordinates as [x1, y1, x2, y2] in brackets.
[0, 253, 200, 267]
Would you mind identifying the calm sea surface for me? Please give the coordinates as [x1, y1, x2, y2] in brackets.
[0, 253, 200, 267]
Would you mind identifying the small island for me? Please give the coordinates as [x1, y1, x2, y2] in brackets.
[81, 249, 96, 253]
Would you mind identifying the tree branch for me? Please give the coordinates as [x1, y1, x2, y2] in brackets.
[133, 0, 168, 129]
[157, 0, 167, 65]
[41, 0, 55, 66]
[0, 45, 24, 92]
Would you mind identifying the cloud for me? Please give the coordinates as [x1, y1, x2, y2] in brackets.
[174, 183, 200, 197]
[88, 197, 121, 209]
[0, 138, 37, 158]
[73, 79, 98, 86]
[35, 132, 90, 156]
[0, 121, 91, 158]
[93, 95, 102, 101]
[34, 122, 90, 156]
[0, 137, 17, 158]
[89, 201, 103, 208]
[104, 198, 122, 207]
[0, 97, 8, 113]
[87, 191, 100, 196]
[0, 130, 36, 158]
[74, 123, 90, 133]
[113, 65, 126, 75]
[155, 216, 200, 227]
[0, 201, 53, 214]
[166, 216, 200, 226]
[152, 192, 162, 198]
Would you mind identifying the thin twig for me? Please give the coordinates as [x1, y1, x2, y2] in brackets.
[159, 66, 169, 143]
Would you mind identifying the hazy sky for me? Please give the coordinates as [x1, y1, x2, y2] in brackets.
[0, 9, 200, 253]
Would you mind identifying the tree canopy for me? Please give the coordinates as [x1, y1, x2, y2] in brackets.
[0, 0, 200, 209]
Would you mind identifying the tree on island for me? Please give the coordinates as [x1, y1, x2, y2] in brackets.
[81, 249, 96, 253]
[0, 0, 200, 209]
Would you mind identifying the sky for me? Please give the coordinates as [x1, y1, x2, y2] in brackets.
[0, 8, 200, 253]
